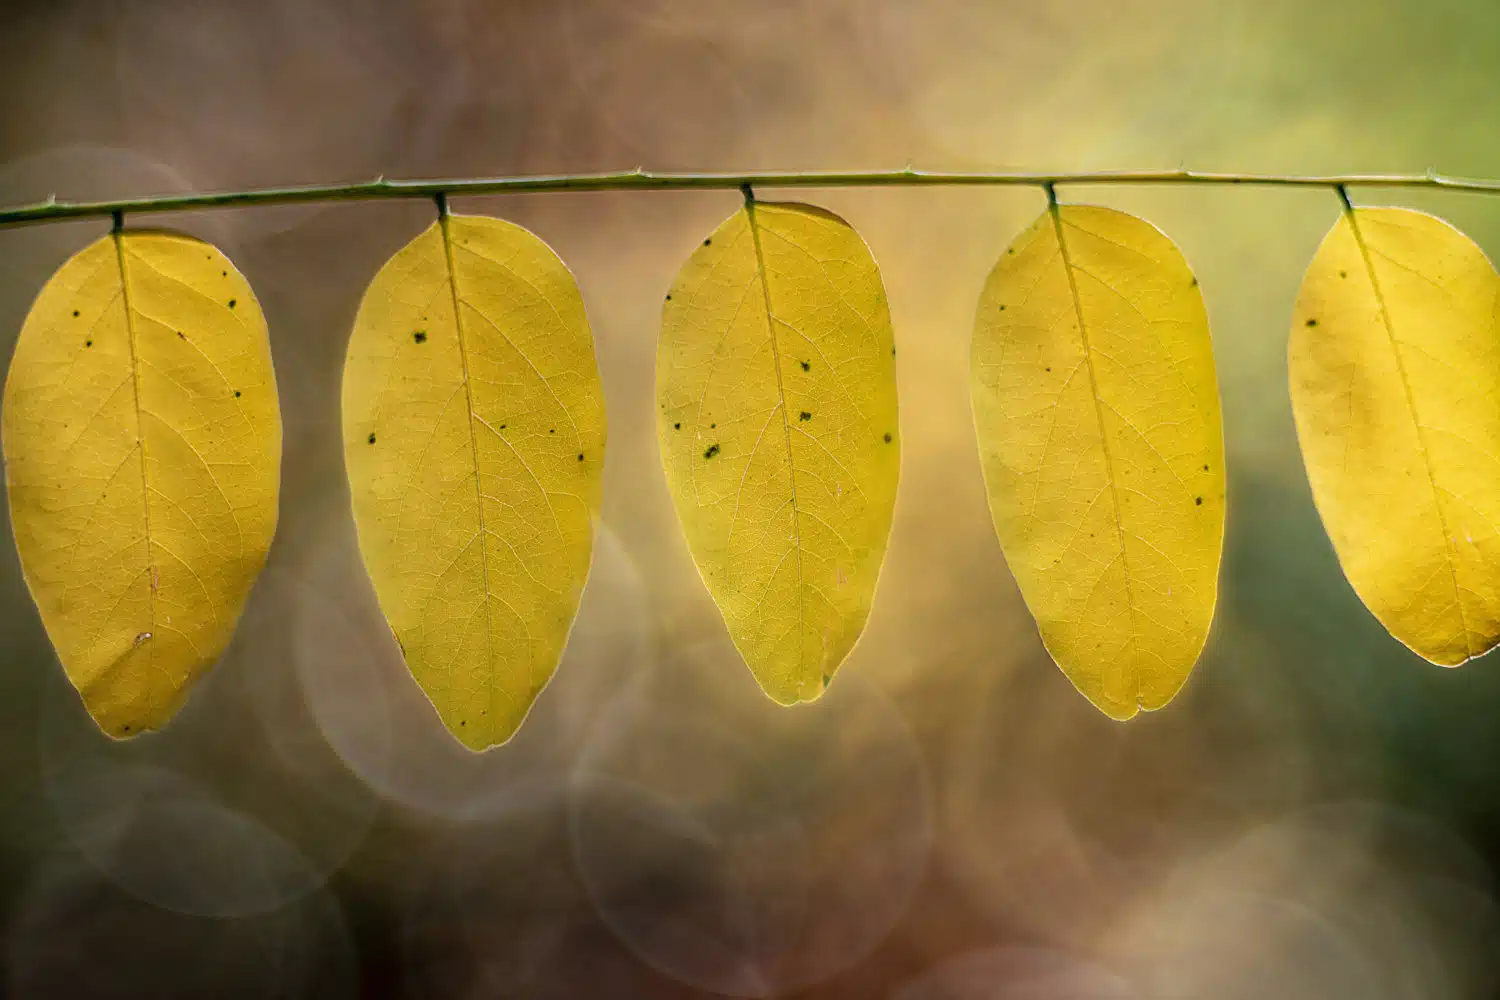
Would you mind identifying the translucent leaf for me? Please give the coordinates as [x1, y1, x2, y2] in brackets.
[1290, 206, 1500, 665]
[657, 200, 900, 703]
[970, 203, 1225, 718]
[342, 212, 606, 750]
[3, 230, 281, 737]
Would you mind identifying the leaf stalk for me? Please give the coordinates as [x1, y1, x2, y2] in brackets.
[4, 168, 1498, 229]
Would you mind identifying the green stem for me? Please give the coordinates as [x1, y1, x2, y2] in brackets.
[2, 168, 1496, 229]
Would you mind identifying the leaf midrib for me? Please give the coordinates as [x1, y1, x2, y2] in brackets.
[1344, 208, 1473, 660]
[437, 213, 501, 722]
[744, 200, 809, 685]
[1049, 204, 1141, 710]
[112, 229, 157, 672]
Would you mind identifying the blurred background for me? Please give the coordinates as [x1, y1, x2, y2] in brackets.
[4, 0, 1500, 996]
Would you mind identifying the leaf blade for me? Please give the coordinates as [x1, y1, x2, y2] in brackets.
[1290, 206, 1500, 665]
[342, 214, 606, 750]
[970, 204, 1225, 718]
[3, 230, 281, 737]
[657, 201, 900, 703]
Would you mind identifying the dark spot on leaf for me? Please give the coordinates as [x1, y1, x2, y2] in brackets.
[577, 453, 584, 461]
[883, 432, 892, 443]
[1045, 367, 1051, 372]
[1339, 270, 1348, 278]
[1190, 277, 1199, 287]
[460, 720, 466, 727]
[234, 390, 241, 398]
[85, 340, 92, 347]
[823, 673, 832, 686]
[368, 433, 377, 444]
[998, 305, 1006, 311]
[1195, 496, 1203, 505]
[891, 346, 897, 357]
[221, 270, 227, 277]
[703, 238, 712, 246]
[1007, 248, 1015, 255]
[72, 310, 79, 317]
[549, 428, 555, 434]
[710, 423, 716, 429]
[122, 725, 131, 733]
[665, 294, 672, 301]
[800, 360, 810, 371]
[799, 411, 812, 421]
[413, 330, 427, 343]
[500, 424, 506, 430]
[177, 330, 186, 339]
[228, 298, 237, 308]
[1203, 464, 1209, 471]
[674, 422, 681, 430]
[1305, 318, 1318, 327]
[704, 443, 720, 459]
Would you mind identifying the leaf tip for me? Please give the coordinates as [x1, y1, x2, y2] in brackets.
[444, 705, 530, 753]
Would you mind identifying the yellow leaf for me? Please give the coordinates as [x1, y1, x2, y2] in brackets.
[970, 203, 1225, 719]
[3, 229, 281, 737]
[342, 212, 606, 750]
[657, 200, 900, 703]
[1290, 206, 1500, 665]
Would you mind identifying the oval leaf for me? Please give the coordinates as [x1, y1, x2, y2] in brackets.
[970, 204, 1225, 718]
[342, 212, 606, 750]
[658, 200, 900, 704]
[3, 230, 281, 737]
[1290, 206, 1500, 665]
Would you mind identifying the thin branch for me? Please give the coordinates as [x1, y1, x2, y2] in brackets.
[2, 168, 1498, 229]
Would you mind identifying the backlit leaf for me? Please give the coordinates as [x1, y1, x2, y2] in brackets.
[3, 229, 281, 737]
[970, 203, 1225, 719]
[342, 212, 606, 750]
[1290, 206, 1500, 665]
[657, 200, 900, 704]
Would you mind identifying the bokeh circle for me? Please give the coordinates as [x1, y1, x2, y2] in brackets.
[570, 642, 932, 996]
